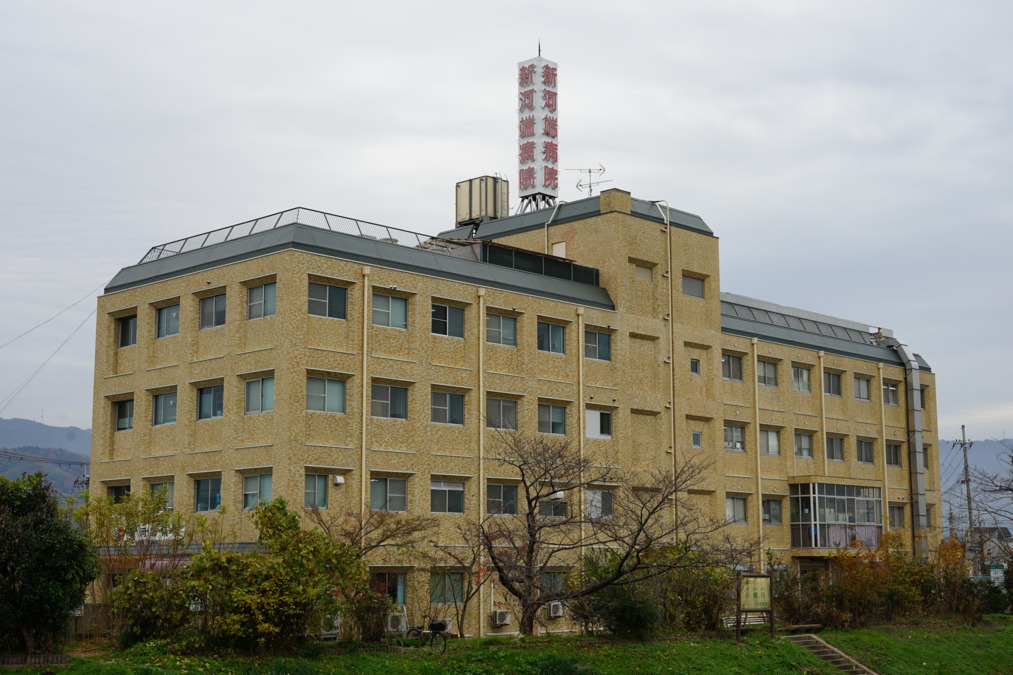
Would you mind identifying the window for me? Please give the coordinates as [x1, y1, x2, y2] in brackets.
[150, 481, 174, 510]
[827, 436, 844, 461]
[431, 303, 464, 337]
[197, 385, 224, 420]
[634, 264, 652, 281]
[857, 439, 874, 464]
[245, 377, 274, 413]
[155, 304, 179, 338]
[305, 474, 327, 509]
[430, 571, 464, 604]
[586, 410, 612, 439]
[109, 485, 131, 504]
[431, 391, 464, 425]
[584, 330, 611, 360]
[889, 505, 905, 529]
[883, 382, 899, 406]
[373, 571, 407, 605]
[539, 498, 568, 518]
[690, 358, 700, 375]
[243, 474, 272, 510]
[118, 315, 137, 347]
[682, 275, 704, 298]
[431, 480, 465, 513]
[370, 477, 407, 512]
[795, 432, 813, 458]
[199, 293, 226, 329]
[587, 489, 614, 519]
[152, 392, 177, 426]
[886, 443, 902, 467]
[247, 282, 276, 319]
[919, 387, 928, 410]
[722, 353, 743, 381]
[537, 322, 565, 354]
[307, 377, 345, 414]
[486, 313, 516, 346]
[792, 366, 811, 392]
[487, 483, 518, 515]
[541, 571, 566, 595]
[824, 371, 842, 396]
[538, 403, 566, 434]
[922, 445, 930, 470]
[486, 397, 517, 430]
[115, 400, 134, 431]
[855, 376, 871, 401]
[372, 384, 407, 419]
[194, 477, 221, 512]
[762, 498, 782, 524]
[760, 429, 779, 455]
[308, 282, 347, 319]
[372, 293, 407, 329]
[724, 424, 745, 452]
[726, 496, 747, 524]
[757, 361, 778, 387]
[692, 431, 703, 449]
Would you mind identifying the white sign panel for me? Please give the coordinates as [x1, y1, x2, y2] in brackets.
[517, 56, 558, 200]
[990, 566, 1005, 587]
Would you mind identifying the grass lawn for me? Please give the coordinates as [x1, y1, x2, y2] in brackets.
[47, 633, 838, 674]
[821, 618, 1013, 675]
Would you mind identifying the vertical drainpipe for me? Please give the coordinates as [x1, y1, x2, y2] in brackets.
[577, 307, 586, 550]
[477, 288, 486, 637]
[360, 267, 371, 536]
[885, 339, 926, 559]
[878, 363, 889, 535]
[817, 351, 827, 478]
[655, 200, 678, 539]
[750, 338, 763, 569]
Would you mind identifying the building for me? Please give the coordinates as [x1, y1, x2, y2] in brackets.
[90, 187, 940, 634]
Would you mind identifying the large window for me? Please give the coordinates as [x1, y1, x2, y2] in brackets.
[722, 354, 743, 381]
[587, 489, 614, 519]
[886, 443, 902, 467]
[682, 275, 705, 298]
[855, 376, 871, 401]
[760, 429, 779, 455]
[432, 303, 464, 337]
[305, 474, 328, 509]
[199, 293, 226, 329]
[431, 391, 464, 425]
[372, 384, 407, 419]
[370, 477, 407, 512]
[827, 436, 844, 461]
[243, 474, 272, 510]
[757, 361, 778, 387]
[308, 282, 347, 319]
[487, 483, 518, 515]
[119, 315, 137, 347]
[792, 366, 811, 392]
[486, 397, 517, 430]
[197, 385, 224, 420]
[857, 439, 874, 464]
[115, 400, 134, 431]
[194, 477, 222, 512]
[430, 571, 464, 605]
[372, 293, 407, 329]
[537, 322, 565, 354]
[538, 403, 566, 434]
[789, 483, 882, 549]
[824, 371, 842, 397]
[883, 382, 899, 406]
[307, 377, 345, 414]
[762, 498, 782, 524]
[584, 330, 611, 361]
[152, 392, 177, 426]
[245, 376, 275, 413]
[724, 424, 745, 452]
[795, 431, 813, 458]
[431, 480, 465, 513]
[247, 282, 276, 319]
[726, 496, 747, 524]
[486, 313, 516, 346]
[156, 304, 179, 338]
[586, 410, 612, 439]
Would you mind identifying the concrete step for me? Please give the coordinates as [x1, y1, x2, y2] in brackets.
[782, 633, 877, 674]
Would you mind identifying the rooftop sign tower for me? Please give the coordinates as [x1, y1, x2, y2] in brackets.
[517, 51, 558, 214]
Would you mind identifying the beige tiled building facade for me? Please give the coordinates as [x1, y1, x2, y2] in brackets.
[91, 188, 939, 634]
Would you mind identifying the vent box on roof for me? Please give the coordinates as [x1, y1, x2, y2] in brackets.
[456, 176, 509, 226]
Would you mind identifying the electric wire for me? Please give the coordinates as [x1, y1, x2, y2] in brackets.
[0, 281, 106, 351]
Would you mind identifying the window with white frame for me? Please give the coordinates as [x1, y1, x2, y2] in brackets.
[245, 376, 274, 413]
[487, 483, 517, 515]
[370, 477, 407, 512]
[486, 313, 517, 346]
[886, 443, 902, 467]
[152, 391, 177, 426]
[372, 293, 407, 329]
[247, 282, 276, 320]
[762, 498, 782, 524]
[115, 400, 134, 431]
[760, 429, 780, 455]
[586, 410, 612, 439]
[199, 293, 226, 329]
[692, 431, 703, 449]
[857, 439, 874, 464]
[372, 384, 407, 419]
[537, 322, 565, 354]
[587, 489, 614, 519]
[722, 353, 743, 381]
[150, 481, 174, 510]
[197, 384, 224, 420]
[194, 477, 221, 512]
[243, 474, 272, 510]
[486, 397, 517, 430]
[431, 303, 464, 337]
[792, 365, 811, 392]
[795, 432, 813, 458]
[431, 391, 464, 425]
[538, 403, 566, 434]
[305, 474, 328, 509]
[682, 275, 705, 298]
[726, 496, 747, 524]
[827, 436, 844, 461]
[855, 376, 872, 401]
[824, 371, 842, 396]
[724, 424, 745, 452]
[883, 382, 899, 406]
[430, 571, 464, 604]
[307, 377, 345, 414]
[430, 480, 465, 513]
[584, 330, 611, 361]
[308, 282, 347, 319]
[119, 315, 137, 347]
[888, 504, 905, 529]
[757, 361, 778, 387]
[155, 304, 180, 338]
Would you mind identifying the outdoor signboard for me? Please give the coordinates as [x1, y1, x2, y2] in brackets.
[517, 56, 559, 201]
[990, 565, 1005, 587]
[741, 575, 771, 611]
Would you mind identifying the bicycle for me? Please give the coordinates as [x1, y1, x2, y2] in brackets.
[405, 616, 448, 654]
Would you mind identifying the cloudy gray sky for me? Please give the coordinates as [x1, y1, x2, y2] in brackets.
[1, 1, 1011, 447]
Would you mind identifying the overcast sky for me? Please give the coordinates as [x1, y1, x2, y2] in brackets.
[1, 1, 1011, 453]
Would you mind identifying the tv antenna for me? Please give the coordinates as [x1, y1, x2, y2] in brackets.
[566, 164, 611, 197]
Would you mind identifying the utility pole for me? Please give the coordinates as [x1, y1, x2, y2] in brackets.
[956, 425, 975, 573]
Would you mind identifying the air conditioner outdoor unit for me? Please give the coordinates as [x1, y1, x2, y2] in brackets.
[546, 602, 564, 619]
[491, 609, 511, 626]
[549, 490, 565, 501]
[331, 474, 345, 486]
[386, 613, 407, 634]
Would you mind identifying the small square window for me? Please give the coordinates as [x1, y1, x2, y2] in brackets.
[197, 385, 224, 420]
[432, 303, 464, 337]
[762, 498, 782, 524]
[722, 354, 743, 381]
[487, 483, 518, 515]
[431, 391, 464, 425]
[118, 315, 137, 347]
[724, 424, 745, 452]
[372, 384, 408, 419]
[886, 443, 902, 467]
[115, 400, 134, 431]
[155, 304, 180, 338]
[539, 499, 568, 518]
[305, 474, 328, 509]
[199, 294, 226, 329]
[243, 473, 273, 510]
[152, 392, 177, 426]
[370, 477, 407, 512]
[307, 377, 345, 414]
[308, 282, 347, 319]
[682, 275, 704, 298]
[690, 358, 700, 375]
[634, 264, 652, 281]
[855, 376, 871, 401]
[486, 313, 517, 346]
[824, 372, 842, 397]
[247, 282, 277, 320]
[537, 322, 565, 354]
[726, 496, 747, 524]
[430, 571, 464, 605]
[373, 293, 407, 329]
[245, 377, 275, 414]
[584, 330, 611, 361]
[109, 485, 131, 504]
[486, 397, 517, 430]
[792, 366, 811, 392]
[794, 432, 813, 458]
[149, 481, 174, 510]
[760, 429, 779, 455]
[587, 489, 614, 519]
[883, 382, 899, 406]
[826, 436, 844, 461]
[757, 361, 778, 387]
[430, 480, 465, 513]
[857, 439, 874, 464]
[586, 410, 612, 439]
[194, 477, 222, 512]
[691, 431, 703, 449]
[889, 505, 905, 529]
[538, 403, 566, 434]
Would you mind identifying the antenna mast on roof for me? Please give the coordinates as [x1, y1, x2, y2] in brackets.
[516, 50, 558, 215]
[567, 164, 611, 197]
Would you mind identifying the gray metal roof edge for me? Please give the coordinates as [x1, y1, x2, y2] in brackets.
[721, 292, 890, 337]
[105, 223, 615, 311]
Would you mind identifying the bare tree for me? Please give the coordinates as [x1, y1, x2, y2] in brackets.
[306, 504, 437, 555]
[970, 439, 1013, 568]
[427, 523, 491, 638]
[480, 432, 749, 635]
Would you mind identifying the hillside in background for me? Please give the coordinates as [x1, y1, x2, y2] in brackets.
[0, 417, 91, 494]
[0, 417, 91, 454]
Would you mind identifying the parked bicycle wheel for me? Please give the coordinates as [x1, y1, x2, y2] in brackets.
[406, 627, 423, 647]
[429, 631, 446, 654]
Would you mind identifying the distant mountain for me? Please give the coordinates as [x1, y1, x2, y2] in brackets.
[0, 417, 91, 495]
[0, 417, 91, 455]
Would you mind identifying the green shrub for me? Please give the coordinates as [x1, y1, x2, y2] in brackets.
[570, 552, 659, 639]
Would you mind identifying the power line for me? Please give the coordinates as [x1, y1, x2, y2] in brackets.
[0, 449, 89, 468]
[0, 281, 106, 351]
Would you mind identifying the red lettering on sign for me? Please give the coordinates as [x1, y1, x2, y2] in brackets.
[542, 89, 557, 112]
[542, 140, 558, 163]
[519, 115, 535, 138]
[542, 116, 558, 138]
[519, 89, 535, 112]
[543, 166, 558, 189]
[519, 64, 536, 86]
[542, 65, 557, 87]
[519, 167, 536, 190]
[519, 141, 536, 164]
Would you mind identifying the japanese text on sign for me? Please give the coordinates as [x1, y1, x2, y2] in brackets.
[517, 55, 558, 200]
